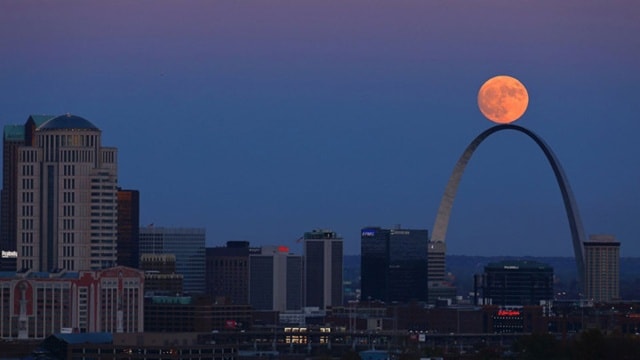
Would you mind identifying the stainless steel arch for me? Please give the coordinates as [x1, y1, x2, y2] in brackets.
[431, 124, 586, 289]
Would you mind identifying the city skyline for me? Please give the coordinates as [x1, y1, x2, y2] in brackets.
[1, 1, 639, 257]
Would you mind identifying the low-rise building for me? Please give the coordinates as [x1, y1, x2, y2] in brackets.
[0, 266, 144, 339]
[140, 253, 183, 295]
[37, 332, 237, 360]
[477, 260, 554, 306]
[144, 294, 253, 332]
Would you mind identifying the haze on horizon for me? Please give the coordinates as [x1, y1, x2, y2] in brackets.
[1, 0, 639, 257]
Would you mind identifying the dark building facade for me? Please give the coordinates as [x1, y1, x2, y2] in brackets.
[249, 246, 302, 312]
[140, 253, 183, 295]
[361, 227, 429, 303]
[117, 188, 140, 268]
[144, 295, 213, 332]
[480, 260, 554, 306]
[1, 116, 53, 271]
[38, 332, 237, 360]
[1, 125, 23, 263]
[360, 228, 389, 302]
[205, 241, 250, 305]
[303, 229, 343, 309]
[327, 302, 547, 335]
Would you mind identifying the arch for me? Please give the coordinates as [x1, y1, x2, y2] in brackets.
[431, 124, 586, 289]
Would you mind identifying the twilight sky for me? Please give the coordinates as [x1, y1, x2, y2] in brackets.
[1, 1, 639, 256]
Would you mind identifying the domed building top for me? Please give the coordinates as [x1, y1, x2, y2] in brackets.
[38, 113, 99, 131]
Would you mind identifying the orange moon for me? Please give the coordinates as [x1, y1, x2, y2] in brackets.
[477, 75, 529, 124]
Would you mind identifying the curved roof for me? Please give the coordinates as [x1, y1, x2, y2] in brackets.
[38, 114, 99, 131]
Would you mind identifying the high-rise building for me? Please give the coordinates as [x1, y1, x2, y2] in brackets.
[360, 227, 429, 303]
[1, 116, 54, 271]
[1, 125, 25, 261]
[139, 227, 206, 294]
[427, 240, 446, 282]
[584, 234, 620, 302]
[117, 189, 140, 268]
[205, 241, 250, 305]
[479, 260, 554, 306]
[360, 227, 389, 302]
[303, 229, 343, 309]
[11, 114, 118, 272]
[426, 240, 456, 304]
[249, 245, 302, 312]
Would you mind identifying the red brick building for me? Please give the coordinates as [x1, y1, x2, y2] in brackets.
[0, 265, 144, 339]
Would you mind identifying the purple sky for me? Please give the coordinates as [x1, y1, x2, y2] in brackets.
[1, 0, 639, 256]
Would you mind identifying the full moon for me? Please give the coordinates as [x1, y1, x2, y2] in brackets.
[477, 75, 529, 124]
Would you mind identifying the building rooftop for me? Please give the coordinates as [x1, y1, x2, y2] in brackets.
[3, 124, 24, 141]
[28, 114, 56, 127]
[304, 229, 339, 239]
[147, 295, 193, 305]
[52, 332, 113, 344]
[586, 234, 620, 245]
[486, 259, 552, 271]
[38, 113, 99, 131]
[0, 271, 80, 279]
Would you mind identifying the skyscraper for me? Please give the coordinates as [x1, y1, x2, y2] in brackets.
[584, 234, 620, 302]
[360, 226, 429, 303]
[360, 227, 389, 302]
[139, 227, 206, 294]
[1, 116, 54, 270]
[249, 245, 302, 312]
[117, 189, 140, 268]
[205, 241, 251, 305]
[1, 125, 24, 256]
[303, 229, 343, 309]
[426, 240, 456, 304]
[13, 114, 118, 271]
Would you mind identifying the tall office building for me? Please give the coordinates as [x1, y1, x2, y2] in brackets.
[1, 116, 54, 270]
[139, 227, 206, 294]
[206, 241, 251, 305]
[249, 245, 302, 312]
[360, 227, 429, 303]
[11, 114, 118, 271]
[360, 227, 389, 302]
[303, 229, 343, 309]
[117, 189, 140, 268]
[1, 125, 25, 258]
[584, 234, 620, 302]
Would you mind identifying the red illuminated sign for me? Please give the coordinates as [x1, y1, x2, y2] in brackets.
[497, 310, 521, 317]
[278, 245, 289, 253]
[225, 320, 237, 329]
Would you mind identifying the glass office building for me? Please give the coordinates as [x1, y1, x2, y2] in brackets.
[361, 227, 429, 303]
